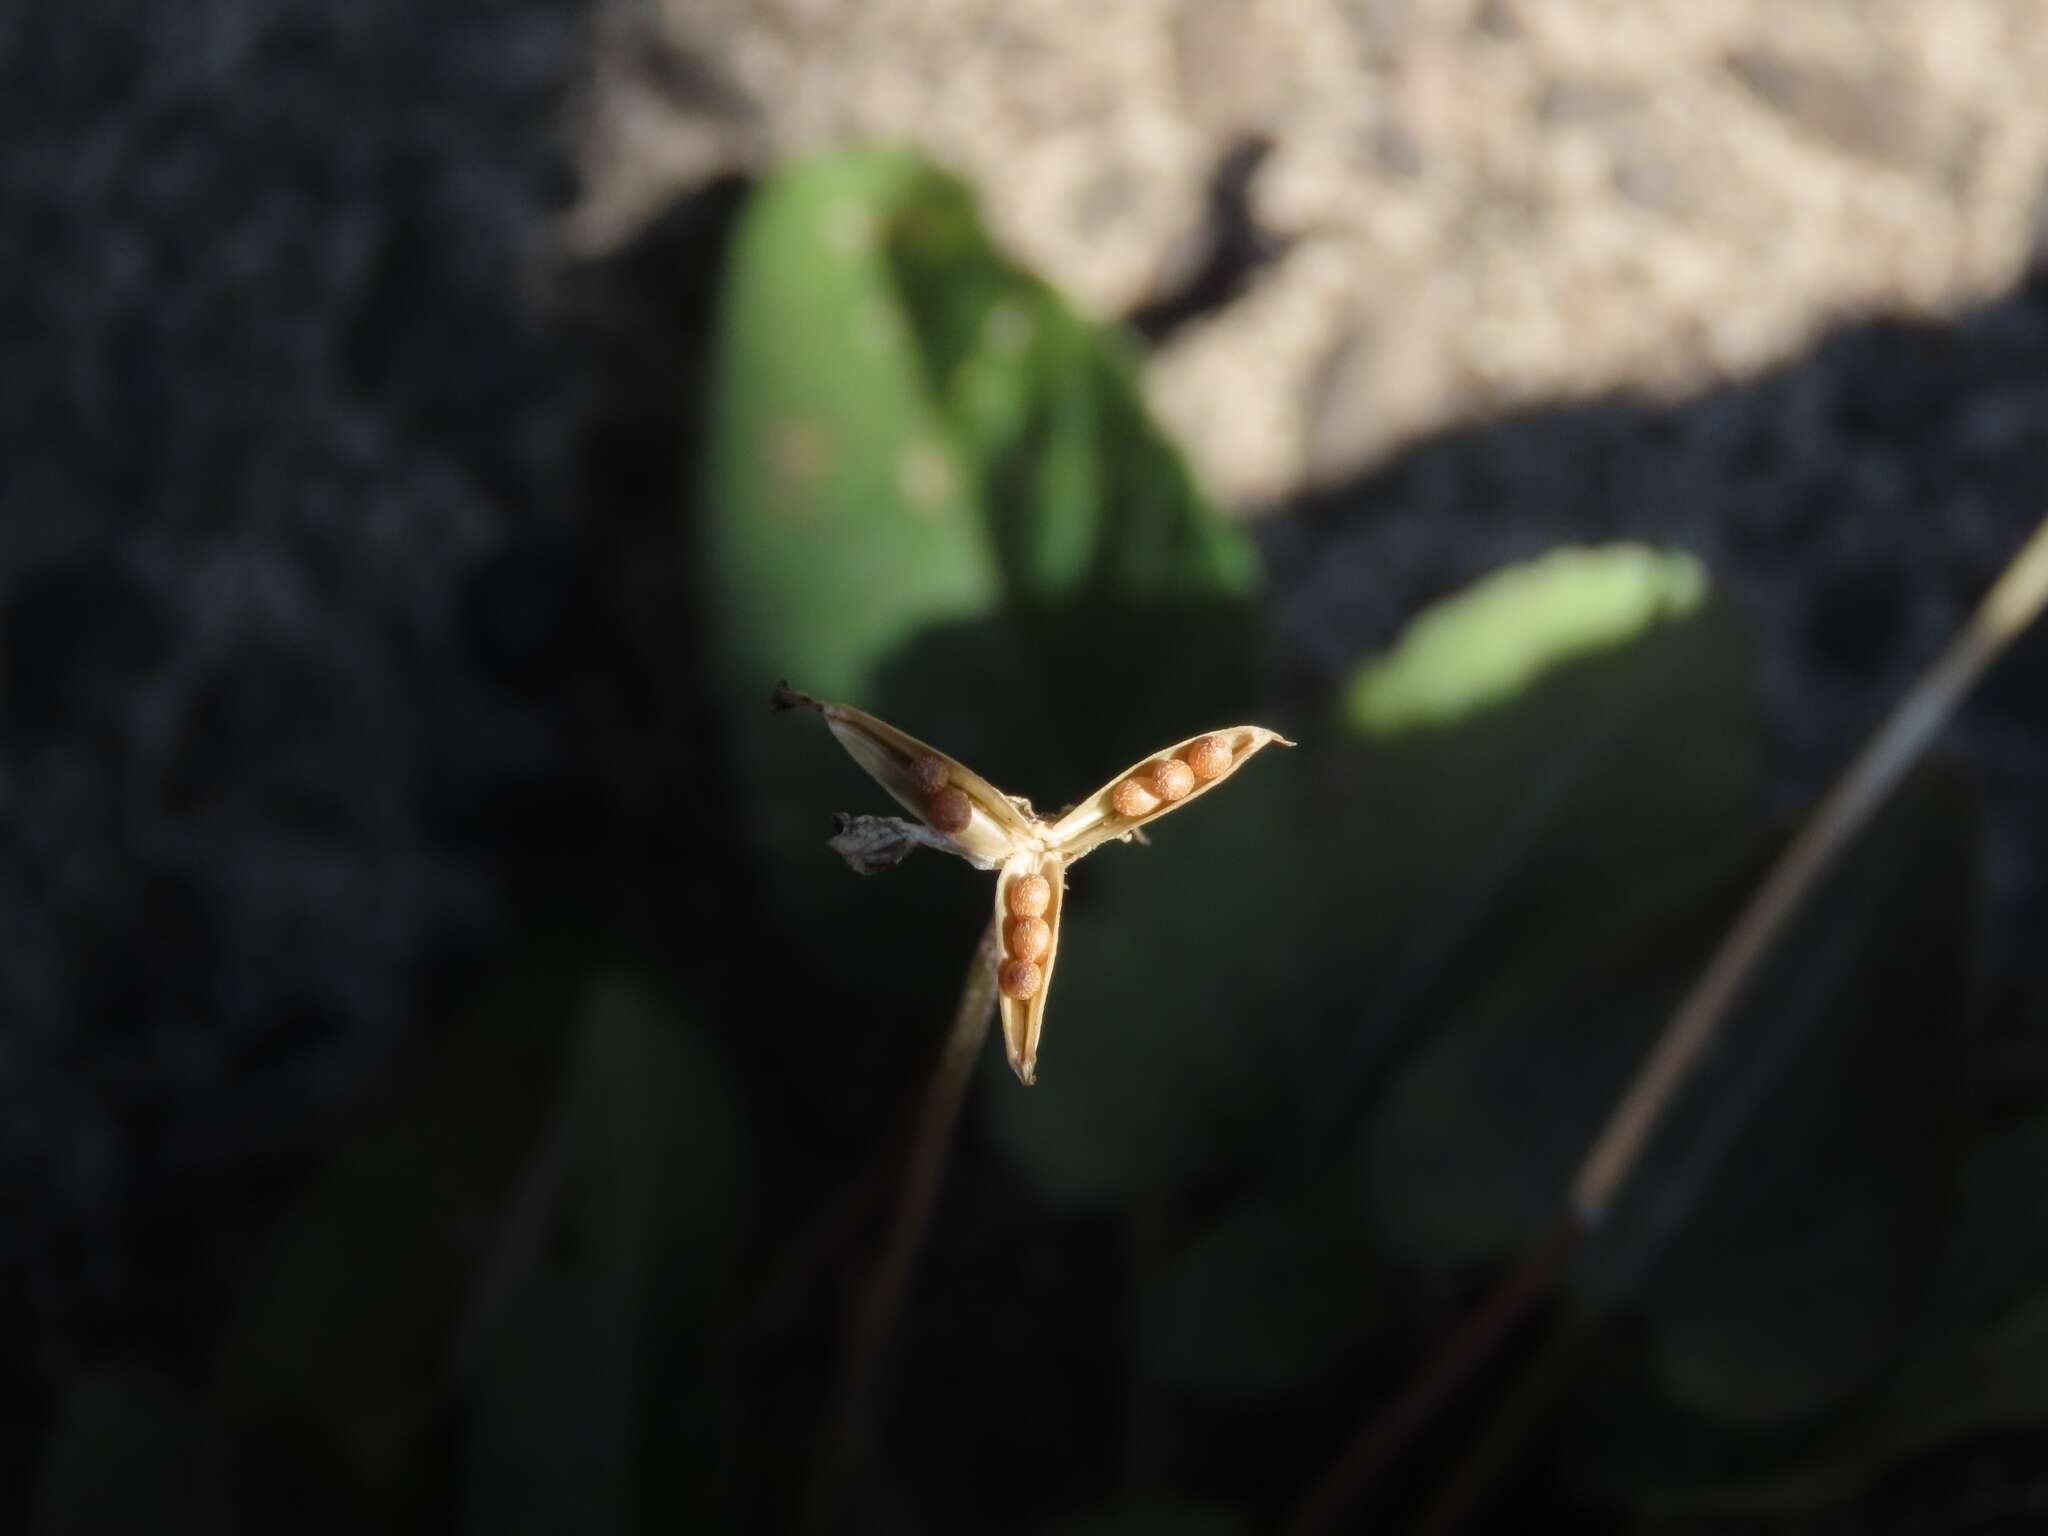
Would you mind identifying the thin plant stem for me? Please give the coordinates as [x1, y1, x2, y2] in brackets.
[1572, 512, 2048, 1221]
[1289, 513, 2048, 1536]
[1407, 1313, 1598, 1536]
[1286, 1219, 1580, 1536]
[808, 914, 1003, 1530]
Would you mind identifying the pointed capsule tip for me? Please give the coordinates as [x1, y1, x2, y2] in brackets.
[769, 680, 820, 713]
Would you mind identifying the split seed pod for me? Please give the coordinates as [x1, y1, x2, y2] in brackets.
[1046, 725, 1296, 862]
[776, 683, 1292, 1083]
[777, 688, 1035, 868]
[994, 853, 1064, 1083]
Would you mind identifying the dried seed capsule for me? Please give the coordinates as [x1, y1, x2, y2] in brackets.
[999, 958, 1043, 1000]
[926, 785, 973, 834]
[1151, 758, 1195, 802]
[1183, 734, 1231, 781]
[1006, 915, 1051, 963]
[1112, 777, 1160, 817]
[909, 752, 950, 798]
[1007, 873, 1052, 918]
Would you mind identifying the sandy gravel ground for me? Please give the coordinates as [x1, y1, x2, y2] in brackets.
[580, 0, 2048, 503]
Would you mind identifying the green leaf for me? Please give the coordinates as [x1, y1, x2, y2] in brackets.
[217, 933, 593, 1506]
[32, 1366, 231, 1536]
[1599, 767, 1975, 1424]
[1140, 1164, 1384, 1396]
[565, 973, 749, 1352]
[459, 1276, 635, 1536]
[1566, 1108, 2048, 1515]
[700, 148, 1264, 1036]
[1374, 767, 1973, 1435]
[1328, 546, 1755, 988]
[1339, 545, 1710, 735]
[458, 974, 750, 1535]
[878, 169, 1263, 767]
[1039, 1497, 1254, 1536]
[991, 545, 1758, 1208]
[1922, 1107, 2048, 1337]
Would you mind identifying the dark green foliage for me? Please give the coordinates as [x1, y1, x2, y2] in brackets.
[53, 149, 2047, 1535]
[31, 1367, 232, 1536]
[212, 941, 747, 1531]
[217, 938, 596, 1509]
[692, 152, 2048, 1523]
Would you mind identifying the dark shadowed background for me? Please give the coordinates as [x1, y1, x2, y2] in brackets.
[6, 2, 2048, 1533]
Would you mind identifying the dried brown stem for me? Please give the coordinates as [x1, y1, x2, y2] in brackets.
[1572, 515, 2048, 1220]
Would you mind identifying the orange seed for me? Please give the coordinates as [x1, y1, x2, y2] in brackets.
[1006, 916, 1051, 962]
[1007, 874, 1052, 918]
[1183, 735, 1231, 781]
[999, 958, 1043, 1000]
[909, 753, 950, 797]
[926, 785, 973, 834]
[1112, 777, 1160, 817]
[1151, 758, 1195, 801]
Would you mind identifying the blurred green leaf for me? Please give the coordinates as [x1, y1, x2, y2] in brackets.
[1922, 1106, 2048, 1337]
[32, 1366, 231, 1536]
[701, 147, 1264, 1042]
[459, 1275, 633, 1536]
[566, 973, 749, 1355]
[1039, 1497, 1254, 1536]
[218, 935, 592, 1506]
[1566, 1107, 2048, 1514]
[218, 933, 750, 1531]
[1373, 767, 1972, 1434]
[1340, 545, 1709, 734]
[1327, 546, 1755, 1003]
[879, 169, 1263, 767]
[1838, 1293, 2048, 1479]
[1140, 1164, 1384, 1396]
[993, 545, 1758, 1209]
[1599, 767, 1974, 1424]
[459, 974, 750, 1535]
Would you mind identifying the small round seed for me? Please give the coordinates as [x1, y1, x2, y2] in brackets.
[926, 785, 973, 834]
[1183, 735, 1231, 781]
[999, 958, 1043, 1000]
[1007, 916, 1051, 962]
[1007, 873, 1052, 918]
[1151, 758, 1195, 801]
[909, 753, 950, 797]
[1112, 776, 1161, 817]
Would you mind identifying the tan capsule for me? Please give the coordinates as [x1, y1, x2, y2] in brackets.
[1006, 916, 1051, 963]
[909, 752, 950, 798]
[1183, 735, 1232, 781]
[926, 785, 973, 834]
[1151, 758, 1195, 802]
[998, 958, 1043, 1000]
[1007, 874, 1052, 918]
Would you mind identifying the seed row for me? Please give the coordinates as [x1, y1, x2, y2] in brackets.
[999, 871, 1052, 999]
[913, 752, 974, 835]
[1110, 734, 1231, 819]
